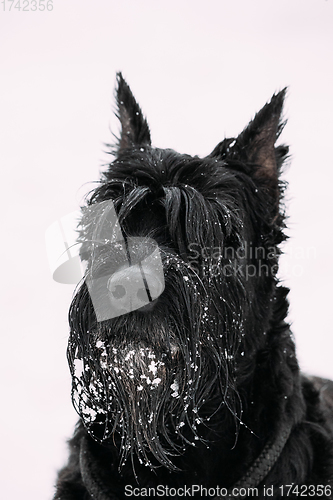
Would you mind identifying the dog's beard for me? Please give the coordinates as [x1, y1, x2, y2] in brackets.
[68, 258, 245, 471]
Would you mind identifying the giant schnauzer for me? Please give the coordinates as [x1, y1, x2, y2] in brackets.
[53, 74, 333, 499]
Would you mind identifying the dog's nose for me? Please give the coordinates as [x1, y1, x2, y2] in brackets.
[107, 264, 163, 314]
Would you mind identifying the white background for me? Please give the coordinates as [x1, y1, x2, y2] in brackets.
[0, 1, 332, 498]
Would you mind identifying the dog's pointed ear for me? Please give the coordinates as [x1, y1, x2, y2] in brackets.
[115, 72, 151, 150]
[210, 89, 288, 188]
[234, 89, 287, 183]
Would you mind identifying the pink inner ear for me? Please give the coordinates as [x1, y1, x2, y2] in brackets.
[118, 106, 134, 150]
[247, 131, 278, 179]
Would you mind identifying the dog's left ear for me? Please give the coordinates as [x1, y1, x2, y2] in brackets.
[211, 89, 288, 190]
[233, 89, 287, 185]
[115, 72, 151, 150]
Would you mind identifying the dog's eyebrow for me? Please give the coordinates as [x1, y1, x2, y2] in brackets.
[116, 186, 150, 219]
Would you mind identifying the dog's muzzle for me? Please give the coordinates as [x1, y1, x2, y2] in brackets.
[45, 200, 165, 320]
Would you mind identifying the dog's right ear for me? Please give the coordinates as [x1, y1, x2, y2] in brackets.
[115, 72, 151, 151]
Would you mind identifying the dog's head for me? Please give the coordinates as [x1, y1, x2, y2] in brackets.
[68, 73, 289, 471]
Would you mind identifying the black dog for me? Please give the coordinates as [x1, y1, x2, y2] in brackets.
[54, 74, 333, 499]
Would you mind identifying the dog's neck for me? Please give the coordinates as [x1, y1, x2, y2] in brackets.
[78, 418, 294, 499]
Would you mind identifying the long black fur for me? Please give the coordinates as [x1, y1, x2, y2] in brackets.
[54, 74, 333, 499]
